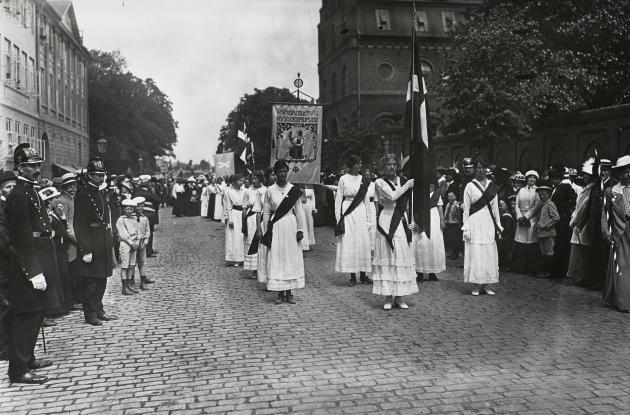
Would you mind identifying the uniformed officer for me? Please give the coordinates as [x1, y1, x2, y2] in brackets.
[0, 170, 17, 361]
[73, 157, 116, 326]
[6, 143, 63, 384]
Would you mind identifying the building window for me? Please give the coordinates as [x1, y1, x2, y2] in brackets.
[4, 39, 11, 81]
[14, 45, 21, 87]
[375, 9, 391, 31]
[376, 62, 395, 82]
[414, 11, 429, 32]
[442, 11, 457, 33]
[5, 118, 12, 133]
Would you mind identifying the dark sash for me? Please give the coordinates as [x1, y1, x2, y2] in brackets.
[470, 180, 502, 239]
[376, 179, 412, 251]
[469, 181, 498, 216]
[260, 186, 303, 248]
[429, 191, 441, 209]
[242, 208, 257, 237]
[335, 176, 370, 237]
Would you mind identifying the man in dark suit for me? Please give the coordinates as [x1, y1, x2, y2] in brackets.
[0, 171, 17, 361]
[6, 144, 63, 384]
[549, 164, 577, 279]
[73, 158, 116, 326]
[134, 175, 161, 260]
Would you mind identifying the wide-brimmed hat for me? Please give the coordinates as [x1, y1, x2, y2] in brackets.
[61, 173, 77, 186]
[612, 155, 630, 170]
[0, 170, 17, 185]
[122, 199, 137, 207]
[600, 159, 612, 167]
[536, 185, 553, 193]
[132, 196, 146, 205]
[525, 170, 539, 179]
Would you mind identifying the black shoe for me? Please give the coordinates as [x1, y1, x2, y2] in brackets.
[29, 359, 53, 370]
[428, 274, 439, 282]
[274, 294, 285, 305]
[141, 276, 155, 284]
[286, 295, 296, 304]
[10, 371, 48, 385]
[97, 313, 118, 321]
[85, 318, 103, 326]
[348, 278, 356, 287]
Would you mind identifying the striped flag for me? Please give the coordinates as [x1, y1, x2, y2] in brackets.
[402, 11, 434, 238]
[237, 125, 255, 172]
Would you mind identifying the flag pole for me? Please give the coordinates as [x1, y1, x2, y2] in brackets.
[408, 1, 417, 225]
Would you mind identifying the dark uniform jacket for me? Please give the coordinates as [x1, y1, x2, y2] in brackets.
[6, 178, 62, 313]
[552, 182, 577, 220]
[0, 198, 11, 286]
[73, 183, 114, 279]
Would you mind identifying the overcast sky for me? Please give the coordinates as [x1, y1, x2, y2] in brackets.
[72, 0, 320, 164]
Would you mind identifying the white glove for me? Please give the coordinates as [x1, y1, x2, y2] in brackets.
[31, 273, 47, 291]
[463, 230, 471, 242]
[82, 253, 93, 263]
[405, 179, 415, 189]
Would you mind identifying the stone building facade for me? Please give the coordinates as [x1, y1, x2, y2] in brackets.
[0, 0, 89, 175]
[317, 0, 482, 162]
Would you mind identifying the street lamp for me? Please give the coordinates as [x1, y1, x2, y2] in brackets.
[138, 157, 144, 174]
[96, 137, 108, 154]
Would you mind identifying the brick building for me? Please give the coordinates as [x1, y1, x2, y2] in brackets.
[0, 0, 89, 175]
[317, 0, 482, 164]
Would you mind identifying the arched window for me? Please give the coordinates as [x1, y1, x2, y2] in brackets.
[341, 65, 348, 96]
[331, 73, 337, 103]
[420, 60, 433, 84]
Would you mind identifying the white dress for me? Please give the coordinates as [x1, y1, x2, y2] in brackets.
[243, 186, 265, 270]
[224, 187, 245, 262]
[262, 183, 305, 291]
[335, 174, 372, 273]
[212, 184, 224, 221]
[302, 188, 316, 246]
[462, 179, 501, 284]
[200, 185, 209, 217]
[299, 199, 311, 251]
[371, 179, 418, 296]
[415, 193, 446, 273]
[367, 181, 377, 250]
[514, 186, 540, 244]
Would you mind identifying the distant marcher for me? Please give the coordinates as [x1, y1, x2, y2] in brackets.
[514, 171, 542, 276]
[224, 175, 245, 266]
[443, 190, 462, 260]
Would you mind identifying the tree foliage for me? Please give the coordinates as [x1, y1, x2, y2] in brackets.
[439, 0, 630, 144]
[88, 50, 178, 173]
[216, 87, 307, 172]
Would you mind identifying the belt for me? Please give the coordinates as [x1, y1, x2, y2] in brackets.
[232, 206, 243, 211]
[90, 223, 111, 230]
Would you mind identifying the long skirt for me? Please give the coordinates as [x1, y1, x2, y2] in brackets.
[207, 194, 216, 219]
[414, 210, 446, 273]
[243, 214, 258, 270]
[300, 208, 311, 251]
[266, 213, 305, 292]
[335, 203, 372, 273]
[304, 203, 316, 246]
[367, 201, 376, 251]
[567, 244, 592, 281]
[372, 224, 418, 297]
[225, 210, 244, 262]
[603, 237, 630, 312]
[464, 242, 500, 284]
[513, 242, 541, 274]
[213, 194, 223, 221]
[200, 197, 209, 218]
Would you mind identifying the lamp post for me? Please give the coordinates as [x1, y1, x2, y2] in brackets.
[96, 137, 108, 154]
[138, 157, 144, 175]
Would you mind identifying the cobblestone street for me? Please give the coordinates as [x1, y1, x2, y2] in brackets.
[1, 212, 629, 415]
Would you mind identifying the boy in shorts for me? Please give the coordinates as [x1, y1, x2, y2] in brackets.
[132, 197, 152, 290]
[116, 199, 139, 295]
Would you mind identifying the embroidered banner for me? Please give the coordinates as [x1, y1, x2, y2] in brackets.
[213, 152, 235, 177]
[270, 103, 322, 184]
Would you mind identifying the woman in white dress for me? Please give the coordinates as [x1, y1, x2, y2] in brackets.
[462, 156, 502, 296]
[212, 178, 225, 221]
[200, 179, 210, 218]
[223, 175, 245, 266]
[372, 155, 417, 309]
[257, 168, 276, 285]
[302, 185, 317, 246]
[415, 182, 446, 282]
[261, 161, 305, 304]
[514, 170, 542, 275]
[335, 155, 373, 286]
[243, 171, 265, 277]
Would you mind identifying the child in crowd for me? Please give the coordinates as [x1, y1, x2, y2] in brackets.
[443, 191, 462, 259]
[534, 186, 559, 278]
[132, 196, 152, 290]
[498, 200, 515, 272]
[116, 199, 139, 295]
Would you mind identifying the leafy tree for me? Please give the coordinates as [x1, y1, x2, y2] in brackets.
[197, 159, 211, 171]
[216, 87, 307, 172]
[88, 50, 178, 173]
[439, 0, 630, 146]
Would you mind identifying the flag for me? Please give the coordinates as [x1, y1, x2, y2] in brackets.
[237, 125, 255, 172]
[402, 10, 434, 238]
